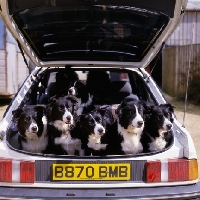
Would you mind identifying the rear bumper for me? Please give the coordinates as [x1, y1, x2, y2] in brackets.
[1, 182, 200, 200]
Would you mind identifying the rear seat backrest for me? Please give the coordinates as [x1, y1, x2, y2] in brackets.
[39, 82, 56, 104]
[86, 71, 111, 104]
[110, 81, 133, 104]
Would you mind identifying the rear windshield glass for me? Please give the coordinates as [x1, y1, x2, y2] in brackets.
[13, 5, 169, 62]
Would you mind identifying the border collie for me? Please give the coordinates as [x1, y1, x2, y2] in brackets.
[141, 103, 174, 152]
[68, 80, 94, 116]
[12, 105, 48, 153]
[70, 110, 110, 156]
[107, 99, 144, 155]
[91, 106, 114, 132]
[46, 95, 83, 155]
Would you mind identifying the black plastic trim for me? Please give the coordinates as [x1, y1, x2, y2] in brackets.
[0, 182, 200, 199]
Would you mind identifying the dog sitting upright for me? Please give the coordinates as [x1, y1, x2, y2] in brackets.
[68, 80, 94, 116]
[46, 95, 82, 155]
[107, 99, 144, 155]
[91, 106, 115, 133]
[12, 105, 48, 153]
[70, 108, 111, 156]
[140, 103, 174, 153]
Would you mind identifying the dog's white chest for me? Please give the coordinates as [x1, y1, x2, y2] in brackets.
[21, 132, 48, 153]
[87, 134, 107, 151]
[149, 137, 167, 151]
[118, 124, 143, 154]
[121, 133, 143, 154]
[54, 133, 82, 155]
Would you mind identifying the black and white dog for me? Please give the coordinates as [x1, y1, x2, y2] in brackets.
[46, 95, 83, 155]
[70, 109, 111, 156]
[12, 105, 48, 153]
[68, 80, 94, 116]
[141, 103, 174, 153]
[107, 99, 144, 155]
[91, 106, 114, 132]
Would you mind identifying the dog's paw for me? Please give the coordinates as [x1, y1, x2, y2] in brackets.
[100, 144, 107, 150]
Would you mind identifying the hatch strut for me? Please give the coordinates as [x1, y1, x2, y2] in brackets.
[182, 11, 195, 127]
[145, 42, 165, 82]
[17, 40, 29, 69]
[151, 43, 165, 75]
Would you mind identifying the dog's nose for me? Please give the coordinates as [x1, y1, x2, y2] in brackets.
[68, 89, 73, 94]
[32, 126, 37, 132]
[98, 128, 104, 135]
[66, 115, 71, 120]
[137, 121, 144, 127]
[166, 124, 172, 130]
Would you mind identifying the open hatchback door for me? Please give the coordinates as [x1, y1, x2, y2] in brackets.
[1, 0, 187, 68]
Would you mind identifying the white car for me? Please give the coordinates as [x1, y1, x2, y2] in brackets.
[0, 0, 200, 199]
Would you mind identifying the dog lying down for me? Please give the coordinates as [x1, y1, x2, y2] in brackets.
[12, 105, 48, 153]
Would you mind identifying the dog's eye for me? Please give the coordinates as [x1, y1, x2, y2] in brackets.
[24, 117, 30, 122]
[89, 119, 95, 126]
[130, 110, 136, 115]
[166, 113, 171, 119]
[96, 117, 102, 123]
[58, 106, 64, 111]
[138, 109, 143, 114]
[156, 115, 163, 120]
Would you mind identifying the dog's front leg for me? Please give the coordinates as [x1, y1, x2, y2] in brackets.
[66, 149, 75, 155]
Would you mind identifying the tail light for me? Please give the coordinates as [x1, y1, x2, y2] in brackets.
[20, 161, 35, 183]
[146, 158, 198, 183]
[0, 158, 35, 184]
[0, 159, 12, 182]
[146, 160, 161, 183]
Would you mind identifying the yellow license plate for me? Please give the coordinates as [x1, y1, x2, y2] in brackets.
[52, 163, 130, 181]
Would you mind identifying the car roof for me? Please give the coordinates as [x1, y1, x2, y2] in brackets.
[0, 0, 187, 68]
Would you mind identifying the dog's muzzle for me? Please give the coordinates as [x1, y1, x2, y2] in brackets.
[65, 115, 72, 124]
[137, 121, 144, 128]
[166, 124, 172, 130]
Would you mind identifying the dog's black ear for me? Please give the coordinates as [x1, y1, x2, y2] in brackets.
[166, 103, 175, 123]
[98, 108, 107, 116]
[115, 106, 122, 116]
[166, 103, 175, 113]
[12, 108, 23, 119]
[77, 114, 86, 126]
[140, 100, 155, 111]
[34, 105, 45, 116]
[160, 103, 175, 113]
[115, 99, 127, 116]
[65, 95, 78, 104]
[142, 103, 155, 120]
[48, 95, 57, 104]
